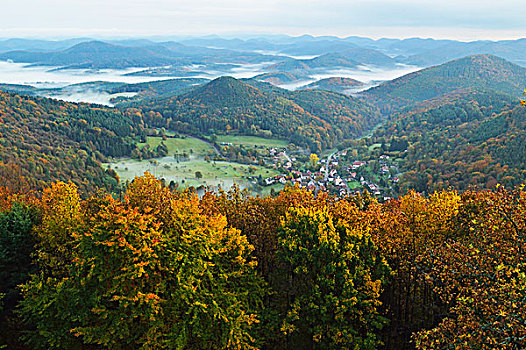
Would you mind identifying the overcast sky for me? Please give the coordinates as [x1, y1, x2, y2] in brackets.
[2, 0, 526, 40]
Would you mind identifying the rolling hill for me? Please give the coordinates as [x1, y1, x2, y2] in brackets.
[363, 54, 526, 113]
[321, 48, 398, 67]
[299, 77, 364, 93]
[368, 87, 525, 193]
[268, 47, 397, 74]
[0, 39, 279, 70]
[253, 72, 310, 85]
[124, 76, 382, 152]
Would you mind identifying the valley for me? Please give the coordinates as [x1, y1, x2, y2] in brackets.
[1, 27, 526, 350]
[1, 35, 525, 199]
[4, 0, 526, 345]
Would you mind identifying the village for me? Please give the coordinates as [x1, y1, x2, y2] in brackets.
[119, 133, 404, 199]
[259, 146, 403, 200]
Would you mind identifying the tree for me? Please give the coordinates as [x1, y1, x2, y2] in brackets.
[0, 203, 38, 303]
[277, 205, 390, 349]
[0, 201, 39, 348]
[414, 189, 526, 349]
[309, 153, 319, 168]
[19, 175, 266, 349]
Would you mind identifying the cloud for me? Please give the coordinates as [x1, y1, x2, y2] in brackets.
[0, 0, 525, 40]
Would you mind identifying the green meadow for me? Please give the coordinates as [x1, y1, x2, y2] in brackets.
[107, 136, 281, 191]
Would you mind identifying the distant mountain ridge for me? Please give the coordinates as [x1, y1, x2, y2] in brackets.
[404, 39, 526, 66]
[0, 41, 184, 69]
[0, 40, 276, 69]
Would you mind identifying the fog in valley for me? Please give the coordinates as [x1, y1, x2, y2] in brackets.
[0, 60, 421, 105]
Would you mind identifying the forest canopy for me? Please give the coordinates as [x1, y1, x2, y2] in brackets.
[1, 174, 526, 349]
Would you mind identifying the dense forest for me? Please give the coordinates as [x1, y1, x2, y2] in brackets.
[361, 89, 526, 195]
[0, 91, 145, 193]
[1, 174, 526, 349]
[350, 55, 526, 194]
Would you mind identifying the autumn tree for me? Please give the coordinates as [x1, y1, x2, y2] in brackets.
[18, 175, 266, 349]
[367, 190, 461, 348]
[277, 205, 390, 349]
[414, 188, 526, 349]
[309, 153, 319, 168]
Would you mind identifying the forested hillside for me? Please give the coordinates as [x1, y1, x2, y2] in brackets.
[369, 89, 526, 192]
[125, 76, 382, 152]
[364, 54, 526, 113]
[0, 91, 144, 192]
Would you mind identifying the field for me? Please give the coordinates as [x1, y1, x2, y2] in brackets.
[347, 181, 362, 189]
[259, 183, 285, 197]
[215, 135, 290, 148]
[107, 135, 286, 192]
[368, 143, 382, 151]
[138, 136, 215, 157]
[107, 157, 279, 189]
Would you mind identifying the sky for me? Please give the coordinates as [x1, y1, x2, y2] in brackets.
[1, 0, 526, 41]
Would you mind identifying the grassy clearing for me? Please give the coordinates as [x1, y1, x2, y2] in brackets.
[105, 156, 279, 190]
[368, 143, 382, 151]
[348, 181, 362, 189]
[215, 135, 289, 148]
[139, 136, 214, 157]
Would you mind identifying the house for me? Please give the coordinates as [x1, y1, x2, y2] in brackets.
[352, 161, 367, 169]
[265, 177, 276, 185]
